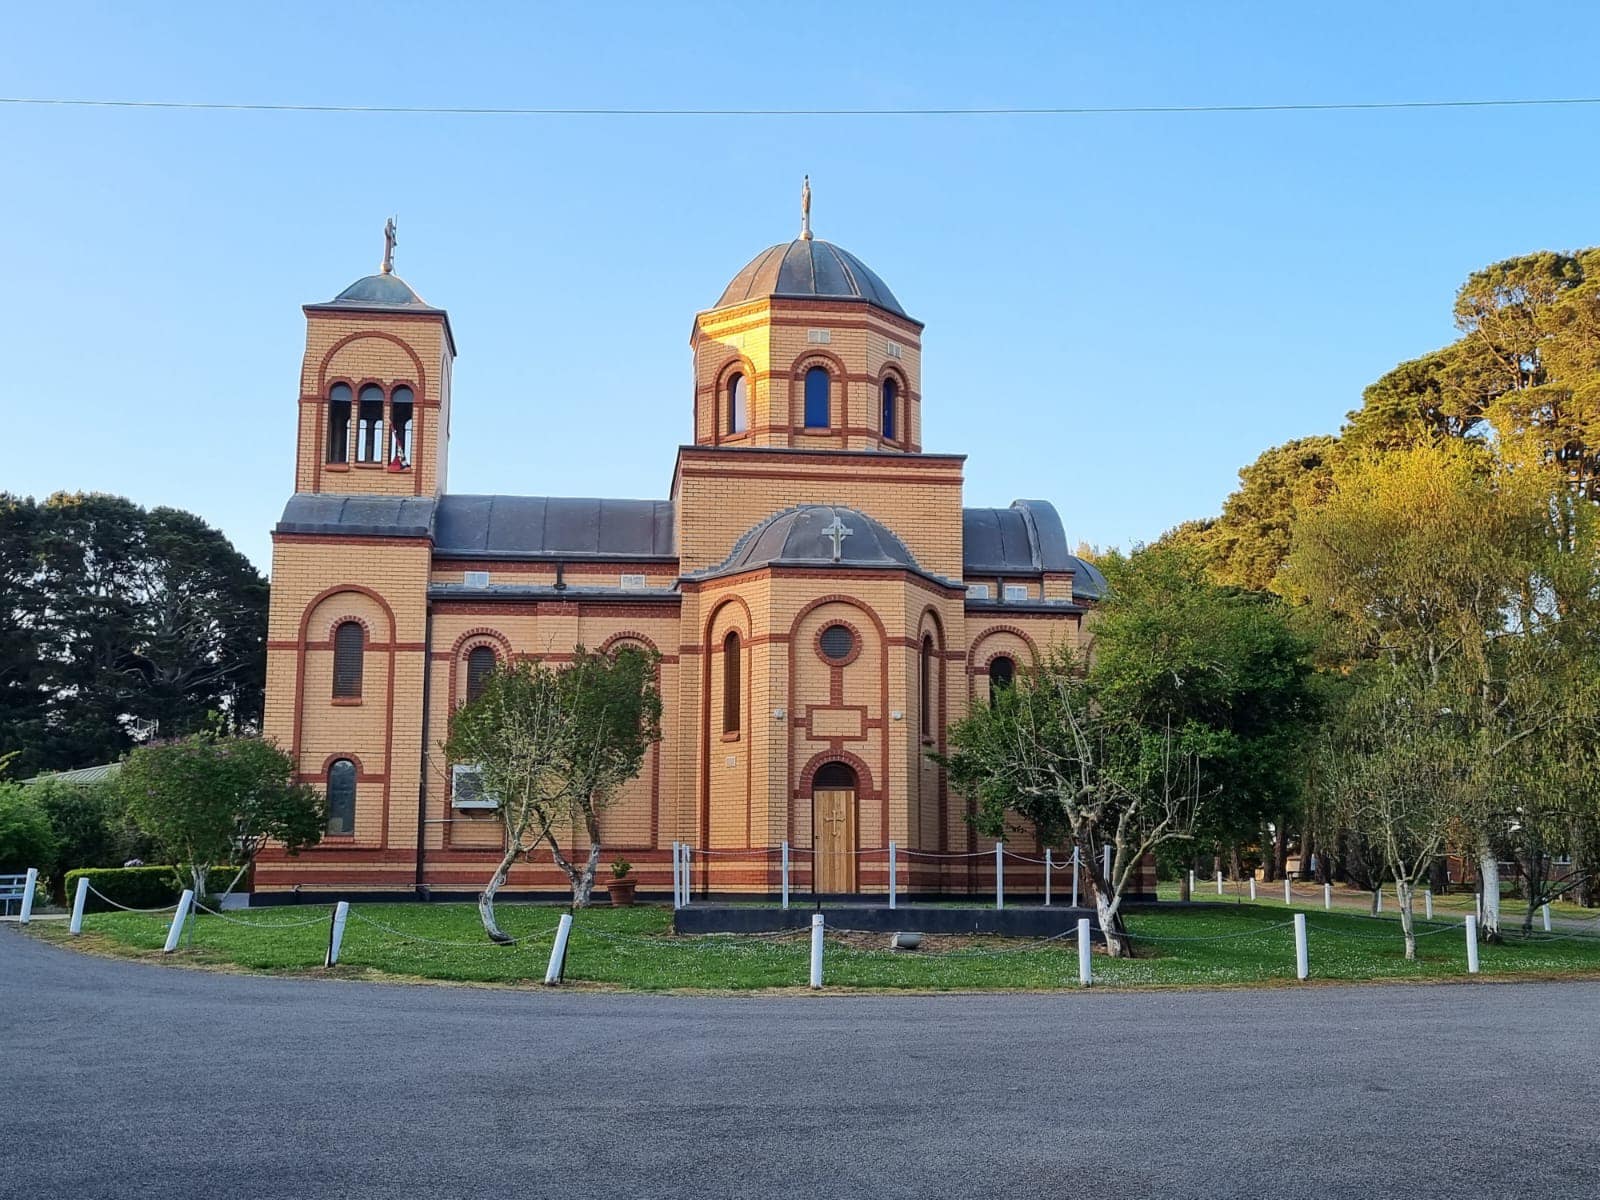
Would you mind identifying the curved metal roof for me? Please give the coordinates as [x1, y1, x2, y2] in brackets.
[693, 505, 921, 580]
[433, 495, 675, 560]
[328, 273, 435, 309]
[962, 500, 1106, 601]
[713, 239, 909, 319]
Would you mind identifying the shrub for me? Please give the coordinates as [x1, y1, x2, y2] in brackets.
[63, 865, 184, 913]
[0, 783, 59, 875]
[29, 778, 158, 901]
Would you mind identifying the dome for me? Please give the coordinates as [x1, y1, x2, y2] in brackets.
[326, 272, 436, 310]
[693, 505, 923, 579]
[713, 239, 909, 319]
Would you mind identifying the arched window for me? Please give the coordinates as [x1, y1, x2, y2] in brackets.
[326, 758, 356, 835]
[356, 384, 385, 463]
[389, 385, 413, 468]
[727, 373, 748, 435]
[990, 655, 1015, 693]
[332, 621, 365, 699]
[804, 366, 830, 429]
[327, 383, 352, 463]
[814, 761, 856, 790]
[466, 646, 497, 702]
[722, 630, 741, 734]
[920, 635, 934, 736]
[881, 377, 897, 441]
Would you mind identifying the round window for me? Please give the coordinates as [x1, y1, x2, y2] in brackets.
[819, 624, 855, 663]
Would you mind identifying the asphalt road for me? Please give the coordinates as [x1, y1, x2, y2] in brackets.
[3, 929, 1596, 1199]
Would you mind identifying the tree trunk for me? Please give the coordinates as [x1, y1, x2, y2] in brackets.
[189, 863, 209, 902]
[1229, 843, 1243, 883]
[1273, 819, 1289, 881]
[478, 842, 519, 943]
[1298, 827, 1316, 881]
[1369, 888, 1380, 917]
[1179, 869, 1191, 902]
[549, 811, 605, 908]
[1478, 837, 1502, 941]
[1090, 881, 1130, 958]
[1428, 856, 1448, 895]
[1396, 879, 1417, 960]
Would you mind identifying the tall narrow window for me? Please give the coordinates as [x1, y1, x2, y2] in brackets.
[722, 630, 741, 734]
[881, 377, 897, 440]
[326, 758, 356, 835]
[466, 645, 496, 702]
[356, 384, 385, 463]
[990, 655, 1015, 693]
[389, 385, 413, 469]
[327, 383, 352, 463]
[332, 620, 365, 699]
[920, 635, 934, 736]
[804, 366, 830, 428]
[727, 373, 748, 435]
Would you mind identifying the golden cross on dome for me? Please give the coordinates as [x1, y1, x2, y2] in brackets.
[381, 216, 397, 275]
[800, 175, 812, 241]
[822, 512, 853, 562]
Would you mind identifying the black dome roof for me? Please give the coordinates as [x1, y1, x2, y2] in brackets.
[713, 239, 909, 319]
[692, 505, 923, 580]
[327, 272, 435, 309]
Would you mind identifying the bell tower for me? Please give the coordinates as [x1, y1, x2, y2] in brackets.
[294, 219, 457, 498]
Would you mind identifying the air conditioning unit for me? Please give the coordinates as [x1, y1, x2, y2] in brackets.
[451, 764, 499, 810]
[464, 570, 490, 588]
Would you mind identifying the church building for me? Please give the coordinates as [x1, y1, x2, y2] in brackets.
[260, 192, 1111, 899]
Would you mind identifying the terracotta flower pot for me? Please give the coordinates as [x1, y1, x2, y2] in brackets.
[608, 877, 637, 907]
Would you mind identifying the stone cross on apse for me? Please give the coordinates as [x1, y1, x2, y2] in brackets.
[822, 514, 854, 562]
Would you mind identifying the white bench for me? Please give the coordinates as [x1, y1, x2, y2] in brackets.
[0, 873, 31, 917]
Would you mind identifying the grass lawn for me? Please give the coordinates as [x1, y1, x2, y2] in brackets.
[27, 898, 1600, 992]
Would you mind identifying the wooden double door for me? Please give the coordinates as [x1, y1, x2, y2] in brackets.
[813, 788, 857, 893]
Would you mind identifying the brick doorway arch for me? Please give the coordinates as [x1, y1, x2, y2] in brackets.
[812, 761, 858, 895]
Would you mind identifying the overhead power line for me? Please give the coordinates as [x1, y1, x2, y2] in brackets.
[2, 95, 1600, 118]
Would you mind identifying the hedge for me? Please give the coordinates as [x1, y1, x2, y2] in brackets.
[63, 866, 183, 913]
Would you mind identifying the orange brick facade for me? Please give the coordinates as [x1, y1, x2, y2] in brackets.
[260, 224, 1123, 899]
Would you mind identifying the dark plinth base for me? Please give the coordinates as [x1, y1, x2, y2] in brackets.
[673, 901, 1136, 938]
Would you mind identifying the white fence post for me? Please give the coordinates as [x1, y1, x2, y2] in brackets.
[1323, 883, 1332, 911]
[163, 890, 194, 953]
[1294, 912, 1308, 981]
[1189, 869, 1196, 897]
[995, 842, 1004, 911]
[69, 875, 89, 934]
[1542, 902, 1552, 932]
[671, 841, 681, 910]
[781, 841, 790, 910]
[1077, 917, 1092, 987]
[1249, 877, 1257, 901]
[1216, 870, 1224, 895]
[809, 913, 825, 989]
[888, 840, 897, 910]
[682, 845, 692, 907]
[1072, 848, 1080, 908]
[1284, 877, 1292, 905]
[1375, 887, 1383, 915]
[1475, 892, 1482, 923]
[1424, 889, 1433, 920]
[325, 901, 350, 967]
[1465, 915, 1480, 974]
[18, 868, 38, 924]
[1045, 849, 1053, 907]
[544, 912, 574, 985]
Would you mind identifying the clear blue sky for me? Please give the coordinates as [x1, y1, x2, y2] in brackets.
[5, 1, 1600, 571]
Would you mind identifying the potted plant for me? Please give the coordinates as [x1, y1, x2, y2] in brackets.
[607, 857, 637, 907]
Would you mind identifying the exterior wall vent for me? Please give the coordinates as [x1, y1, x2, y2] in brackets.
[807, 329, 832, 344]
